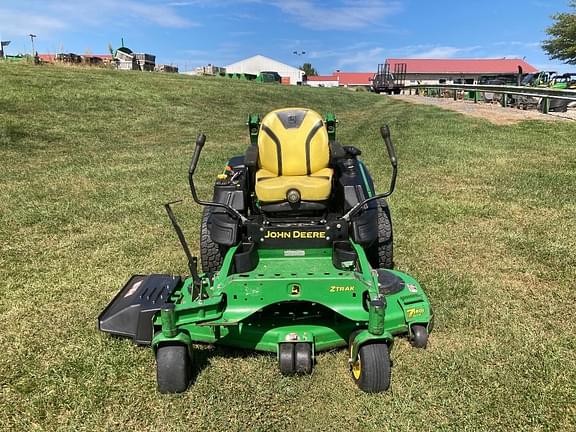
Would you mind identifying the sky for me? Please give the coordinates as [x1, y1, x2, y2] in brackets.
[0, 0, 573, 74]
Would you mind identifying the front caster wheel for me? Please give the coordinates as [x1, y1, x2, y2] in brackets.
[294, 343, 313, 374]
[410, 324, 428, 348]
[351, 343, 391, 393]
[279, 343, 295, 375]
[156, 344, 191, 394]
[279, 343, 313, 375]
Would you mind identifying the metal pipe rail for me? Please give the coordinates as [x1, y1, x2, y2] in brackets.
[404, 83, 576, 101]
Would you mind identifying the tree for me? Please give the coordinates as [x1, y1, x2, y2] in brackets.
[542, 0, 576, 64]
[300, 62, 318, 76]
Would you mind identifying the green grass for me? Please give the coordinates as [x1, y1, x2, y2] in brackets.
[1, 63, 575, 431]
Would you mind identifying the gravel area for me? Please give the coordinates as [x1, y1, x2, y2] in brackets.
[390, 94, 576, 125]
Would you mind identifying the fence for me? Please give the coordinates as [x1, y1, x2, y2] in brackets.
[403, 83, 576, 114]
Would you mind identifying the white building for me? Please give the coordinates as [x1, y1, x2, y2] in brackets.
[305, 75, 339, 88]
[225, 55, 304, 85]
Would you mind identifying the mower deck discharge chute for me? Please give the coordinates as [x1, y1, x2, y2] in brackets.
[98, 108, 433, 393]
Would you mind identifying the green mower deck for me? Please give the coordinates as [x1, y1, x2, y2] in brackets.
[152, 244, 431, 352]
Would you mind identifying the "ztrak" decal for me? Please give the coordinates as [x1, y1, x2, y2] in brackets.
[329, 285, 355, 293]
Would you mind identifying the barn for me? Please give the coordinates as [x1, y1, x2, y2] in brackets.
[305, 75, 339, 88]
[225, 55, 305, 85]
[386, 58, 538, 85]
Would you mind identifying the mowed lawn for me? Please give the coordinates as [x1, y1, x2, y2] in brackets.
[1, 63, 575, 431]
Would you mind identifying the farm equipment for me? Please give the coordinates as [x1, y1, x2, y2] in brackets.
[549, 73, 576, 90]
[372, 63, 407, 94]
[217, 71, 281, 83]
[98, 108, 433, 393]
[513, 71, 556, 110]
[537, 73, 576, 113]
[480, 74, 523, 103]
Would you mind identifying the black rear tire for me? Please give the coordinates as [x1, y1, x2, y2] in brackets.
[351, 343, 391, 393]
[367, 199, 394, 269]
[156, 344, 191, 394]
[200, 207, 225, 273]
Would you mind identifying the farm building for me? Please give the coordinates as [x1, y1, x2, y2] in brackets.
[305, 75, 339, 88]
[155, 64, 179, 73]
[333, 71, 374, 88]
[36, 53, 113, 65]
[386, 58, 538, 85]
[225, 55, 304, 85]
[305, 72, 374, 89]
[114, 47, 156, 71]
[193, 64, 227, 76]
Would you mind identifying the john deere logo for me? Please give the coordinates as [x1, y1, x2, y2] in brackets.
[264, 230, 326, 239]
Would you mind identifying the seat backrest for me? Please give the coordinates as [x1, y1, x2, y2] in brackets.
[258, 108, 329, 176]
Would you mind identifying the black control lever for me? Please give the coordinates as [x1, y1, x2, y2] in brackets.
[341, 125, 398, 221]
[380, 125, 397, 194]
[164, 200, 201, 287]
[188, 133, 206, 177]
[188, 133, 247, 224]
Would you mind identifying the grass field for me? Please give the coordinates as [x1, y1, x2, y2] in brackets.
[1, 63, 575, 431]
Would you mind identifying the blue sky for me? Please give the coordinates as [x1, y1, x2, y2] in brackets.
[0, 0, 573, 73]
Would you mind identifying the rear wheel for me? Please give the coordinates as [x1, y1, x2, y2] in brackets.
[156, 344, 191, 394]
[200, 207, 225, 273]
[367, 199, 394, 269]
[351, 342, 391, 393]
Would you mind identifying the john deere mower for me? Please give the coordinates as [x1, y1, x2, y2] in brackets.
[99, 108, 433, 393]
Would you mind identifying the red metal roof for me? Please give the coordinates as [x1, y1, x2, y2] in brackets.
[37, 54, 55, 62]
[332, 72, 374, 85]
[307, 75, 338, 81]
[387, 58, 537, 74]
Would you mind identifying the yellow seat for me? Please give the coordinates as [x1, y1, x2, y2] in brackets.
[255, 108, 333, 203]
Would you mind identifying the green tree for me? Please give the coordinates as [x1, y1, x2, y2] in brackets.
[542, 1, 576, 64]
[300, 62, 318, 76]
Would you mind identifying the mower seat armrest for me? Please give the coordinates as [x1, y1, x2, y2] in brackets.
[244, 145, 259, 168]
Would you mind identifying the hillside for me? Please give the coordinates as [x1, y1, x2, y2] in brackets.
[1, 63, 575, 431]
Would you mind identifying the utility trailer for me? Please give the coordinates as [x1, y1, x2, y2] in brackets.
[371, 63, 406, 95]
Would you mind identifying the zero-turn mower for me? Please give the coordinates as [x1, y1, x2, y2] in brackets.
[99, 108, 433, 393]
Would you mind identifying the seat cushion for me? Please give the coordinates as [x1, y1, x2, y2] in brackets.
[255, 168, 333, 202]
[258, 108, 330, 176]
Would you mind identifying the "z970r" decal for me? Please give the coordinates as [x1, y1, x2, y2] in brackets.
[406, 307, 425, 318]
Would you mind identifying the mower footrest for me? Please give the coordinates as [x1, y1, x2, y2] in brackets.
[98, 274, 181, 345]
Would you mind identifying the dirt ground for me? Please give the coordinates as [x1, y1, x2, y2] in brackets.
[390, 94, 576, 125]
